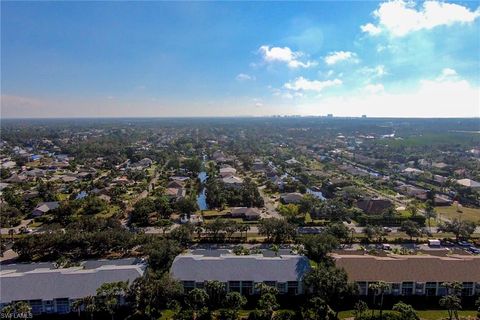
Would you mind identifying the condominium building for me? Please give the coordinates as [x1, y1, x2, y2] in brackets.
[171, 249, 310, 295]
[0, 258, 146, 315]
[333, 254, 480, 296]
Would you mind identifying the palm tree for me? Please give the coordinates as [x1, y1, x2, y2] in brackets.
[239, 224, 251, 241]
[369, 281, 389, 318]
[71, 299, 83, 318]
[13, 301, 32, 320]
[1, 304, 15, 319]
[96, 281, 129, 320]
[406, 201, 419, 217]
[440, 295, 461, 320]
[424, 206, 437, 232]
[439, 282, 462, 320]
[83, 296, 97, 320]
[194, 225, 203, 240]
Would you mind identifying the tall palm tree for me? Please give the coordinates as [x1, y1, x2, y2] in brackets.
[369, 281, 390, 318]
[13, 301, 32, 320]
[194, 225, 203, 240]
[240, 225, 251, 241]
[83, 296, 97, 320]
[71, 299, 84, 318]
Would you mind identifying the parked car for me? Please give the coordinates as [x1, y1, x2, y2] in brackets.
[381, 244, 392, 250]
[458, 241, 471, 247]
[467, 246, 480, 254]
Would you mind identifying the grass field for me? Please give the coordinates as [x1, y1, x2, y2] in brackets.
[160, 309, 478, 320]
[436, 205, 480, 224]
[338, 309, 478, 319]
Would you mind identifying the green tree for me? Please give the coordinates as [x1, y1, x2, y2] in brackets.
[186, 288, 209, 318]
[439, 294, 461, 320]
[176, 197, 199, 217]
[438, 219, 476, 241]
[304, 265, 354, 317]
[224, 291, 247, 319]
[300, 233, 339, 263]
[399, 220, 422, 241]
[369, 281, 390, 319]
[204, 280, 227, 309]
[96, 281, 129, 320]
[424, 204, 437, 231]
[301, 297, 336, 320]
[392, 301, 419, 320]
[258, 218, 296, 243]
[353, 300, 369, 320]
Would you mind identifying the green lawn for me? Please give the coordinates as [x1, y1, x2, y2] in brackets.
[339, 309, 478, 319]
[435, 205, 480, 224]
[161, 309, 478, 320]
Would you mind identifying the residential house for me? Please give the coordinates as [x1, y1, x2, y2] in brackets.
[31, 202, 59, 217]
[166, 188, 186, 201]
[403, 168, 424, 176]
[171, 250, 310, 295]
[5, 173, 27, 183]
[356, 198, 393, 215]
[167, 180, 185, 189]
[280, 192, 304, 204]
[230, 207, 261, 221]
[221, 176, 244, 188]
[456, 178, 480, 189]
[219, 166, 237, 178]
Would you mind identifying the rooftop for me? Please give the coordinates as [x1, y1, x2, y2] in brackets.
[0, 258, 146, 303]
[333, 254, 480, 283]
[171, 250, 310, 283]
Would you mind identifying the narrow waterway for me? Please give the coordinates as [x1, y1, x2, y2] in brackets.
[196, 167, 209, 210]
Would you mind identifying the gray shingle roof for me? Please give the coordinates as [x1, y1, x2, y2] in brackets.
[0, 259, 145, 303]
[171, 252, 310, 283]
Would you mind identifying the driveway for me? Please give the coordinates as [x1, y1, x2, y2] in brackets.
[258, 186, 282, 219]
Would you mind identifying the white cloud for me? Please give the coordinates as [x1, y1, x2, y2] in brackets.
[236, 73, 255, 81]
[364, 83, 385, 94]
[324, 51, 358, 65]
[361, 23, 382, 36]
[360, 65, 387, 78]
[362, 0, 480, 37]
[436, 68, 457, 81]
[259, 45, 317, 68]
[295, 71, 479, 117]
[284, 77, 342, 92]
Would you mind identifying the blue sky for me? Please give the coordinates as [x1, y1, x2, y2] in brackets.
[1, 1, 479, 118]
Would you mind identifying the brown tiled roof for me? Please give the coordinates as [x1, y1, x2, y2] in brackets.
[333, 254, 480, 283]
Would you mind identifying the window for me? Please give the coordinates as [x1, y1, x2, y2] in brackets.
[437, 284, 447, 296]
[195, 282, 205, 289]
[357, 282, 368, 295]
[462, 282, 474, 296]
[241, 281, 253, 295]
[55, 298, 70, 314]
[287, 281, 298, 295]
[415, 283, 424, 295]
[29, 300, 43, 315]
[277, 282, 287, 294]
[183, 281, 195, 292]
[391, 283, 400, 295]
[229, 281, 241, 292]
[425, 282, 437, 296]
[401, 282, 414, 295]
